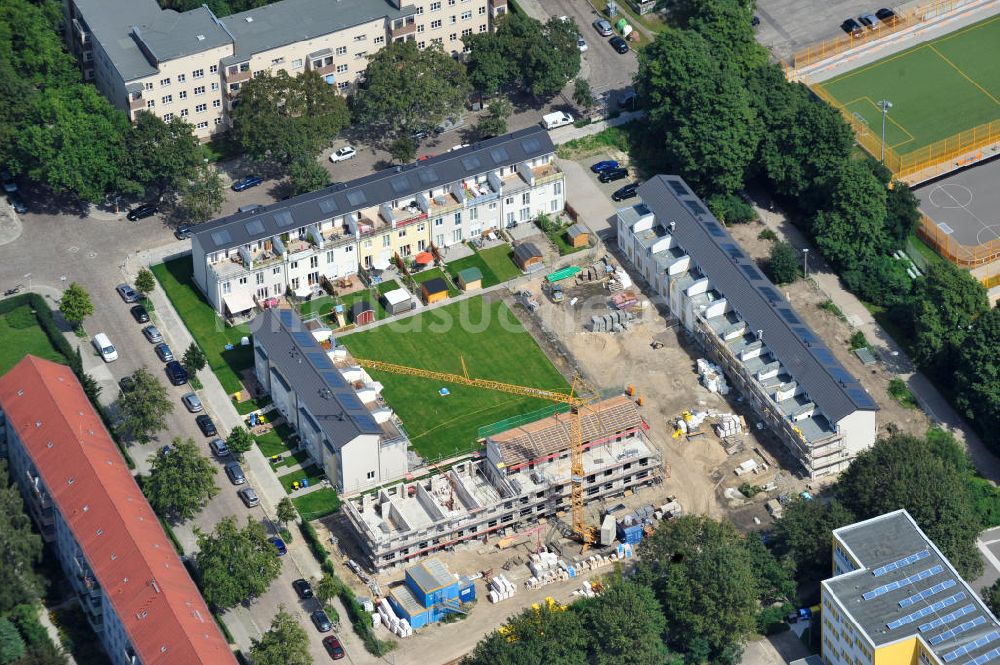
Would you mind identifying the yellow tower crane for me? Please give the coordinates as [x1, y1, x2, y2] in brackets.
[353, 356, 598, 544]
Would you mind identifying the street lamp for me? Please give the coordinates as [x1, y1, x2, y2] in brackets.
[878, 99, 893, 163]
[802, 248, 809, 277]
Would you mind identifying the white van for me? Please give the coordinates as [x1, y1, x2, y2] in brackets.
[92, 333, 118, 362]
[542, 111, 574, 130]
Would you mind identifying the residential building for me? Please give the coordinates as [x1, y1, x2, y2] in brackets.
[191, 127, 564, 317]
[62, 0, 502, 139]
[0, 356, 235, 665]
[617, 176, 878, 478]
[344, 395, 664, 570]
[253, 308, 409, 493]
[822, 510, 1000, 665]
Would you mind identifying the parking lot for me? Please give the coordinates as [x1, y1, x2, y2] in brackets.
[755, 0, 899, 62]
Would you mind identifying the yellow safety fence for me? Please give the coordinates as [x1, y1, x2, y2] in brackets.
[790, 0, 978, 69]
[918, 213, 1000, 285]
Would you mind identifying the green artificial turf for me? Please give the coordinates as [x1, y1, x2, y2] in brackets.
[0, 306, 65, 374]
[340, 297, 570, 460]
[819, 15, 1000, 154]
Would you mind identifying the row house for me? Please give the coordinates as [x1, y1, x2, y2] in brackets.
[191, 126, 565, 317]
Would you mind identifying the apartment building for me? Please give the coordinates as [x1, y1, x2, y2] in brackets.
[344, 395, 664, 571]
[617, 177, 878, 478]
[821, 510, 1000, 665]
[253, 308, 409, 493]
[191, 127, 564, 317]
[0, 356, 235, 665]
[63, 0, 505, 139]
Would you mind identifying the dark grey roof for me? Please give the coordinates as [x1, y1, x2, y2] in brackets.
[193, 127, 555, 252]
[72, 0, 163, 82]
[132, 6, 232, 65]
[223, 0, 412, 62]
[826, 511, 1000, 659]
[254, 308, 383, 449]
[421, 277, 448, 294]
[636, 176, 878, 422]
[513, 242, 542, 261]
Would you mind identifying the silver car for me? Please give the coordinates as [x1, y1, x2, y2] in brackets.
[593, 18, 613, 36]
[238, 487, 259, 507]
[142, 325, 162, 343]
[181, 392, 203, 413]
[116, 283, 139, 303]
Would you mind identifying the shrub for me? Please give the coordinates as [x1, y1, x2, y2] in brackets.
[708, 193, 756, 225]
[849, 331, 869, 350]
[766, 242, 801, 284]
[757, 228, 778, 241]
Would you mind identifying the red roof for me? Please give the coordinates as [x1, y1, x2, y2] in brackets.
[0, 356, 236, 665]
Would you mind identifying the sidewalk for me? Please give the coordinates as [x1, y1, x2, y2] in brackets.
[549, 110, 646, 145]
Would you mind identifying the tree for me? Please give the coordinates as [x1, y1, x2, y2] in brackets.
[635, 30, 759, 195]
[462, 604, 587, 665]
[0, 461, 45, 613]
[810, 160, 888, 272]
[116, 368, 174, 444]
[476, 98, 512, 139]
[225, 425, 256, 461]
[352, 41, 470, 140]
[909, 262, 988, 372]
[134, 267, 155, 297]
[837, 433, 984, 579]
[276, 497, 298, 527]
[249, 607, 311, 665]
[315, 573, 341, 607]
[143, 438, 219, 522]
[524, 16, 582, 98]
[772, 498, 855, 577]
[954, 307, 1000, 450]
[984, 579, 1000, 618]
[681, 0, 768, 75]
[182, 342, 207, 376]
[579, 580, 667, 665]
[636, 515, 763, 661]
[765, 241, 800, 284]
[841, 255, 912, 308]
[0, 619, 25, 665]
[572, 78, 593, 111]
[389, 136, 416, 164]
[195, 517, 282, 609]
[58, 282, 93, 329]
[288, 158, 329, 195]
[124, 112, 202, 199]
[177, 162, 225, 222]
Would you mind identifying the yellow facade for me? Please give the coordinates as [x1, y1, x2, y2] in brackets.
[873, 637, 920, 665]
[356, 220, 432, 270]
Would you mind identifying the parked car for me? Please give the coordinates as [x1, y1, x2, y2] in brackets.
[209, 438, 230, 458]
[609, 36, 629, 54]
[130, 305, 150, 323]
[92, 333, 118, 363]
[577, 36, 588, 52]
[612, 182, 639, 201]
[329, 146, 357, 163]
[542, 111, 574, 130]
[590, 160, 619, 173]
[410, 130, 428, 142]
[174, 225, 192, 240]
[858, 13, 878, 28]
[231, 175, 263, 192]
[1, 169, 16, 194]
[310, 609, 332, 632]
[593, 18, 613, 36]
[269, 537, 288, 557]
[196, 414, 217, 437]
[116, 283, 139, 303]
[598, 167, 629, 183]
[446, 144, 470, 152]
[876, 7, 898, 24]
[752, 15, 760, 27]
[154, 343, 174, 362]
[8, 192, 27, 214]
[126, 203, 159, 222]
[323, 636, 345, 660]
[225, 461, 245, 484]
[142, 325, 162, 343]
[181, 392, 203, 413]
[292, 579, 314, 599]
[165, 360, 188, 386]
[841, 18, 864, 35]
[238, 487, 259, 507]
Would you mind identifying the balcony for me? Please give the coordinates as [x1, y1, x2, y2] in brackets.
[72, 18, 90, 47]
[463, 180, 499, 207]
[225, 67, 252, 84]
[128, 95, 145, 112]
[532, 162, 563, 186]
[209, 257, 248, 282]
[319, 223, 353, 245]
[489, 0, 507, 15]
[390, 18, 417, 40]
[429, 192, 464, 216]
[285, 237, 314, 256]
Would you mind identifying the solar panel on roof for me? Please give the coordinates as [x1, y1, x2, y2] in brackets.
[273, 210, 294, 227]
[944, 632, 1000, 663]
[668, 180, 689, 196]
[521, 137, 542, 154]
[888, 591, 965, 629]
[686, 199, 708, 216]
[291, 332, 313, 347]
[829, 367, 854, 383]
[346, 190, 367, 206]
[899, 578, 956, 607]
[461, 156, 481, 171]
[862, 565, 943, 600]
[794, 327, 819, 345]
[490, 147, 510, 163]
[244, 219, 265, 235]
[967, 646, 1000, 665]
[307, 351, 332, 370]
[759, 286, 780, 301]
[740, 264, 763, 281]
[337, 392, 365, 411]
[778, 308, 801, 325]
[418, 168, 439, 184]
[390, 175, 411, 193]
[320, 370, 347, 388]
[847, 387, 878, 408]
[211, 229, 232, 246]
[813, 348, 836, 364]
[931, 616, 988, 646]
[278, 309, 293, 324]
[921, 604, 977, 632]
[354, 413, 381, 434]
[318, 197, 338, 213]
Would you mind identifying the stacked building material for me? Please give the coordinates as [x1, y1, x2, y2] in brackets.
[487, 575, 516, 603]
[697, 358, 730, 395]
[714, 414, 744, 438]
[590, 309, 634, 332]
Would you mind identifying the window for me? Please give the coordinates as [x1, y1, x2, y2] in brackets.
[398, 229, 406, 238]
[238, 276, 248, 285]
[180, 108, 189, 117]
[336, 45, 347, 55]
[418, 40, 425, 48]
[453, 212, 462, 225]
[291, 277, 300, 290]
[160, 77, 171, 86]
[461, 10, 472, 19]
[550, 199, 559, 212]
[504, 197, 513, 205]
[270, 57, 285, 65]
[256, 272, 264, 285]
[196, 103, 207, 113]
[430, 19, 441, 28]
[273, 266, 281, 275]
[336, 64, 348, 73]
[213, 99, 221, 108]
[382, 234, 391, 248]
[418, 239, 426, 250]
[469, 206, 478, 221]
[196, 121, 209, 129]
[374, 35, 385, 44]
[326, 251, 334, 263]
[522, 192, 530, 205]
[366, 470, 376, 480]
[519, 207, 529, 221]
[355, 51, 367, 59]
[161, 95, 172, 104]
[434, 217, 443, 227]
[488, 202, 497, 210]
[309, 256, 318, 269]
[146, 100, 155, 108]
[554, 181, 562, 195]
[291, 261, 299, 269]
[452, 229, 462, 242]
[417, 5, 423, 12]
[177, 74, 186, 83]
[462, 27, 472, 36]
[179, 90, 188, 99]
[450, 15, 457, 24]
[449, 33, 457, 41]
[479, 6, 486, 13]
[211, 82, 219, 91]
[194, 85, 205, 96]
[479, 23, 487, 32]
[144, 82, 154, 90]
[209, 64, 218, 74]
[417, 25, 424, 33]
[163, 113, 174, 122]
[292, 58, 303, 69]
[337, 81, 349, 90]
[192, 68, 204, 79]
[222, 281, 231, 294]
[449, 0, 456, 5]
[354, 33, 367, 41]
[432, 37, 442, 44]
[430, 1, 440, 9]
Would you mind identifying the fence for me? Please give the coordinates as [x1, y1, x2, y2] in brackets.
[917, 214, 1000, 288]
[790, 0, 980, 69]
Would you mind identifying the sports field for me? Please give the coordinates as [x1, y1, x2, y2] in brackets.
[340, 296, 570, 460]
[819, 15, 1000, 154]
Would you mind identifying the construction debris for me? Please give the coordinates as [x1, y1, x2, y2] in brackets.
[697, 358, 730, 395]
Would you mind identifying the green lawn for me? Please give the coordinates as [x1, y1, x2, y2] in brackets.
[302, 280, 401, 324]
[819, 15, 1000, 154]
[234, 394, 272, 415]
[255, 422, 297, 458]
[547, 227, 589, 256]
[0, 306, 66, 374]
[477, 244, 523, 282]
[292, 487, 341, 520]
[340, 297, 570, 460]
[279, 464, 326, 493]
[151, 258, 252, 395]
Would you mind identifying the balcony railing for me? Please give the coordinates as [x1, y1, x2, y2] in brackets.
[532, 164, 563, 186]
[225, 68, 252, 84]
[128, 96, 145, 112]
[390, 21, 417, 39]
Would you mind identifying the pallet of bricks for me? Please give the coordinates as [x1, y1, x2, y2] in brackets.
[524, 545, 635, 590]
[486, 575, 517, 603]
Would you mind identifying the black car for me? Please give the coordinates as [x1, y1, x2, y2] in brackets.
[612, 182, 639, 201]
[292, 579, 314, 599]
[875, 7, 898, 24]
[8, 192, 27, 214]
[126, 203, 159, 222]
[165, 360, 189, 386]
[598, 167, 629, 183]
[196, 414, 217, 437]
[311, 610, 332, 633]
[231, 175, 263, 192]
[174, 225, 192, 240]
[130, 305, 150, 323]
[841, 18, 863, 35]
[609, 36, 629, 54]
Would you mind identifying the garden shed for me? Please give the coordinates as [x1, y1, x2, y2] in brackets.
[420, 278, 449, 305]
[565, 224, 589, 248]
[456, 267, 483, 292]
[351, 300, 375, 325]
[382, 288, 414, 316]
[513, 242, 544, 272]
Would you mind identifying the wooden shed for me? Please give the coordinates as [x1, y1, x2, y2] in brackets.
[565, 223, 589, 248]
[512, 242, 544, 272]
[420, 277, 449, 305]
[350, 300, 375, 325]
[456, 267, 483, 292]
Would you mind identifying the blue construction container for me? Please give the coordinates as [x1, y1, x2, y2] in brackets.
[405, 558, 459, 607]
[388, 558, 470, 630]
[618, 522, 644, 545]
[458, 577, 476, 602]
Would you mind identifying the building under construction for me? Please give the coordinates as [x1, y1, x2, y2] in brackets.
[343, 395, 665, 571]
